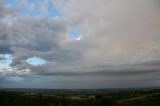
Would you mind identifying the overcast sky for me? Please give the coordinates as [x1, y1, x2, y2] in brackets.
[0, 0, 160, 89]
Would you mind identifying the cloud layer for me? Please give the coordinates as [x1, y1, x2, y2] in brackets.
[0, 0, 160, 88]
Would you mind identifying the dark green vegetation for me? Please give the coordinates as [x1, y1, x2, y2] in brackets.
[0, 88, 160, 106]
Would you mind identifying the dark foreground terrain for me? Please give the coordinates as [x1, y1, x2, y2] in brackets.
[0, 88, 160, 106]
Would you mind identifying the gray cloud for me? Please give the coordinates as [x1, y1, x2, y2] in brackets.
[30, 60, 160, 76]
[0, 1, 14, 18]
[54, 0, 160, 69]
[0, 0, 160, 88]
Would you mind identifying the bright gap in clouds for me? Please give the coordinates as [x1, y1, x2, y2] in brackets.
[48, 0, 61, 17]
[4, 0, 61, 17]
[26, 57, 46, 66]
[69, 29, 81, 41]
[0, 54, 13, 69]
[4, 0, 18, 9]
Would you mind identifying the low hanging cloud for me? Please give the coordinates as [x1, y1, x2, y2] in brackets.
[0, 0, 160, 88]
[52, 0, 160, 75]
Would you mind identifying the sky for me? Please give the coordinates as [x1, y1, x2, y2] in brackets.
[0, 0, 160, 89]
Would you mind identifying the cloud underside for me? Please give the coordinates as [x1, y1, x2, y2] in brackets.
[0, 0, 160, 88]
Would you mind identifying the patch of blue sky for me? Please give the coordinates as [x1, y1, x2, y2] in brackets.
[26, 57, 46, 66]
[4, 0, 42, 17]
[69, 28, 81, 39]
[4, 0, 19, 9]
[0, 54, 13, 69]
[48, 0, 61, 17]
[4, 0, 61, 17]
[27, 0, 44, 4]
